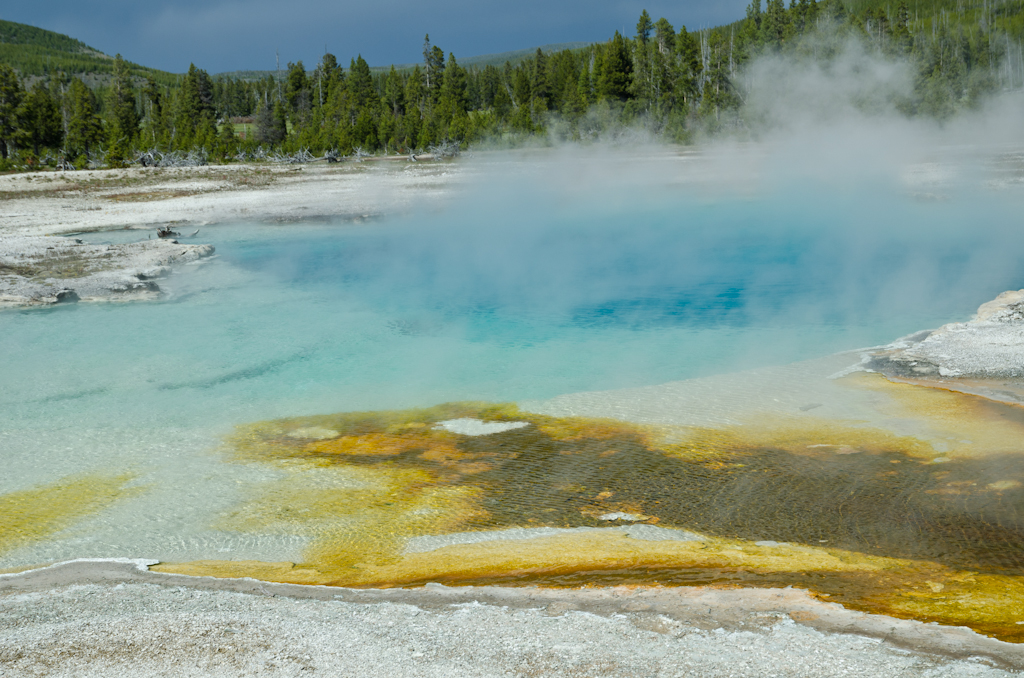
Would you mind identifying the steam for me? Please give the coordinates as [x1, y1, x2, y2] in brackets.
[741, 37, 917, 130]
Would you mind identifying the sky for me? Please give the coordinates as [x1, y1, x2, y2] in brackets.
[5, 0, 749, 74]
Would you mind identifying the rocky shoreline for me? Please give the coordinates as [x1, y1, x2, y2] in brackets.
[0, 234, 214, 308]
[0, 161, 466, 309]
[865, 289, 1024, 404]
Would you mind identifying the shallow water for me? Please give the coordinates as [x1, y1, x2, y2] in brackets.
[3, 160, 1024, 596]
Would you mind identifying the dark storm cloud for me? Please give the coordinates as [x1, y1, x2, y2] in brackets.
[6, 0, 747, 73]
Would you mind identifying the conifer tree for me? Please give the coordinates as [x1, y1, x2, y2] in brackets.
[0, 64, 24, 159]
[140, 77, 169, 147]
[439, 53, 468, 114]
[383, 66, 405, 116]
[597, 31, 633, 101]
[492, 75, 513, 120]
[422, 35, 446, 99]
[107, 54, 140, 148]
[762, 0, 790, 50]
[674, 26, 702, 109]
[478, 65, 500, 108]
[654, 18, 676, 54]
[348, 56, 375, 110]
[438, 53, 470, 140]
[405, 65, 426, 114]
[699, 31, 739, 122]
[893, 2, 913, 53]
[285, 61, 309, 114]
[576, 60, 593, 106]
[531, 48, 550, 110]
[636, 10, 654, 44]
[175, 64, 215, 148]
[560, 71, 585, 117]
[512, 68, 531, 108]
[143, 77, 163, 120]
[218, 117, 237, 155]
[65, 78, 103, 159]
[19, 80, 62, 155]
[254, 95, 285, 145]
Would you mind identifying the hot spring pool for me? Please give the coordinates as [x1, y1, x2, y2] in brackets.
[4, 159, 1024, 636]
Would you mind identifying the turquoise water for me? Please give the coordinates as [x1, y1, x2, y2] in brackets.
[2, 164, 1023, 564]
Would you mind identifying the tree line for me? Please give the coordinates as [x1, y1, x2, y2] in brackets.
[0, 0, 1021, 169]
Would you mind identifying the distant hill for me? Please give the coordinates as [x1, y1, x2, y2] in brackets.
[0, 19, 178, 86]
[213, 42, 596, 80]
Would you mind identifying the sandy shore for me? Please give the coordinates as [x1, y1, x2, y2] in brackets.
[1, 559, 1021, 676]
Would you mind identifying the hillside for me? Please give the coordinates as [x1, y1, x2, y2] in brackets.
[844, 0, 1024, 37]
[0, 19, 178, 86]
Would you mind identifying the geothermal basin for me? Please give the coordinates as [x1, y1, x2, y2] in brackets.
[4, 150, 1024, 672]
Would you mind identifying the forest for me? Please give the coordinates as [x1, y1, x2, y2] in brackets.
[0, 0, 1022, 169]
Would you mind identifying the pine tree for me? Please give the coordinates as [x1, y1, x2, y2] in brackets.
[439, 53, 468, 114]
[0, 64, 24, 160]
[383, 66, 405, 116]
[893, 2, 913, 53]
[875, 8, 891, 44]
[218, 117, 236, 156]
[175, 64, 215, 148]
[106, 54, 139, 148]
[311, 54, 343, 109]
[492, 77, 513, 120]
[512, 68, 531, 108]
[762, 0, 790, 50]
[560, 71, 585, 117]
[19, 80, 62, 155]
[654, 18, 676, 54]
[347, 55, 376, 110]
[699, 31, 739, 122]
[792, 0, 819, 34]
[254, 95, 285, 145]
[531, 48, 550, 109]
[405, 65, 426, 115]
[636, 10, 654, 44]
[864, 8, 877, 37]
[674, 27, 702, 110]
[576, 59, 593, 107]
[478, 65, 500, 108]
[65, 78, 103, 159]
[422, 35, 446, 99]
[140, 77, 169, 147]
[597, 32, 633, 101]
[746, 0, 763, 30]
[143, 76, 162, 120]
[285, 61, 309, 114]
